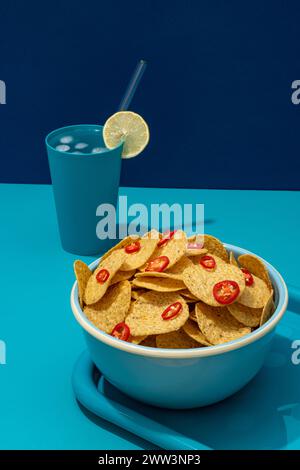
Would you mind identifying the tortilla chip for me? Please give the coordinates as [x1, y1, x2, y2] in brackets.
[110, 269, 135, 285]
[189, 310, 197, 322]
[195, 302, 251, 345]
[229, 252, 238, 267]
[186, 247, 208, 257]
[129, 335, 147, 344]
[187, 234, 204, 246]
[85, 250, 126, 305]
[182, 254, 245, 306]
[134, 271, 183, 281]
[238, 274, 270, 308]
[74, 260, 92, 308]
[203, 234, 229, 262]
[238, 254, 272, 291]
[100, 236, 134, 262]
[227, 302, 262, 327]
[182, 319, 211, 346]
[84, 281, 131, 334]
[126, 291, 189, 336]
[260, 291, 275, 326]
[178, 289, 199, 301]
[131, 289, 147, 300]
[140, 335, 157, 347]
[131, 276, 185, 292]
[121, 230, 159, 271]
[141, 230, 187, 270]
[156, 329, 199, 349]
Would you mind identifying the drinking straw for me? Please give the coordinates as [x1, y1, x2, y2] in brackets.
[118, 60, 147, 111]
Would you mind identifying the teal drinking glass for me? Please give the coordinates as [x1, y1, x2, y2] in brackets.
[46, 124, 123, 255]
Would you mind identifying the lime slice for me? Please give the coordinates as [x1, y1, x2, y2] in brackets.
[103, 111, 149, 159]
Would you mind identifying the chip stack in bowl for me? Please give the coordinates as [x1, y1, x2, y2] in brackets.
[74, 231, 275, 349]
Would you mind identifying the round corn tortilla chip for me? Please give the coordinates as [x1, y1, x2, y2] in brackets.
[141, 230, 187, 271]
[157, 256, 191, 279]
[110, 269, 135, 286]
[140, 335, 157, 348]
[156, 329, 199, 349]
[178, 289, 199, 300]
[229, 252, 238, 267]
[238, 254, 272, 291]
[134, 271, 183, 281]
[182, 254, 245, 306]
[260, 291, 275, 326]
[84, 280, 131, 334]
[182, 319, 211, 346]
[129, 335, 147, 344]
[187, 234, 204, 246]
[195, 302, 251, 345]
[121, 230, 159, 271]
[227, 302, 262, 327]
[203, 234, 229, 262]
[169, 256, 192, 272]
[238, 274, 270, 308]
[74, 260, 92, 308]
[100, 236, 134, 262]
[157, 256, 192, 279]
[189, 310, 197, 322]
[186, 247, 208, 257]
[85, 250, 126, 305]
[126, 291, 189, 336]
[131, 289, 147, 300]
[131, 276, 185, 292]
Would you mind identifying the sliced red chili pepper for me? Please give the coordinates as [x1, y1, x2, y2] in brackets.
[161, 301, 182, 320]
[213, 280, 240, 305]
[200, 255, 216, 270]
[125, 240, 141, 254]
[145, 255, 170, 272]
[96, 268, 110, 284]
[241, 268, 254, 286]
[157, 230, 176, 247]
[111, 322, 130, 341]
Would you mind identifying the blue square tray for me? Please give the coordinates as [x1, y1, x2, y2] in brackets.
[72, 285, 300, 450]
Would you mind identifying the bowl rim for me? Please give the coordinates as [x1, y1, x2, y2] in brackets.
[71, 243, 288, 358]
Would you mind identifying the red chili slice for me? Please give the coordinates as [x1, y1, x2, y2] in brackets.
[213, 280, 240, 305]
[145, 255, 170, 272]
[161, 301, 182, 320]
[96, 268, 110, 284]
[200, 255, 216, 270]
[111, 322, 130, 341]
[241, 268, 254, 286]
[157, 230, 176, 248]
[125, 240, 141, 254]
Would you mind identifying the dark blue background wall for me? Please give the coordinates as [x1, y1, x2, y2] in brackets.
[0, 0, 300, 189]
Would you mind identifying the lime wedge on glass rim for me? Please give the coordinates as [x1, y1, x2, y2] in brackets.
[103, 111, 149, 159]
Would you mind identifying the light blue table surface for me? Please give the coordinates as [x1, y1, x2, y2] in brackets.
[0, 184, 300, 450]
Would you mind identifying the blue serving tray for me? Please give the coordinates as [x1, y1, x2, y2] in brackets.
[72, 286, 300, 450]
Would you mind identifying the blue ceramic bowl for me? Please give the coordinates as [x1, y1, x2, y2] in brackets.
[71, 244, 288, 409]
